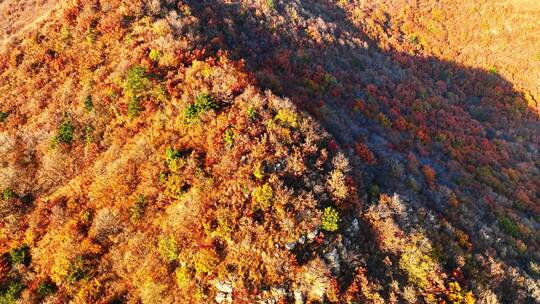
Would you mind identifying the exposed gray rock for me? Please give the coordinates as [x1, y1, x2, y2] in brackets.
[216, 281, 233, 294]
[294, 290, 304, 304]
[307, 228, 319, 240]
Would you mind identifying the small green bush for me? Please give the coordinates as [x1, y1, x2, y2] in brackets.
[2, 188, 14, 201]
[322, 74, 338, 89]
[224, 129, 234, 147]
[84, 125, 94, 144]
[165, 147, 184, 172]
[83, 96, 93, 112]
[9, 245, 30, 266]
[246, 107, 257, 120]
[158, 172, 167, 183]
[124, 66, 150, 97]
[85, 28, 96, 44]
[0, 112, 9, 123]
[154, 83, 169, 102]
[409, 35, 420, 44]
[57, 120, 74, 144]
[195, 93, 218, 111]
[65, 256, 89, 284]
[0, 281, 24, 304]
[37, 281, 56, 298]
[184, 104, 199, 121]
[165, 147, 182, 161]
[183, 93, 218, 121]
[81, 210, 92, 223]
[321, 207, 339, 232]
[368, 184, 380, 198]
[128, 96, 141, 118]
[499, 216, 520, 238]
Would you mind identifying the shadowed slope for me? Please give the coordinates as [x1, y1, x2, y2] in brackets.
[184, 0, 540, 302]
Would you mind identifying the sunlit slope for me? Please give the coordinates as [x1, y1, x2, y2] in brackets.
[352, 0, 540, 109]
[0, 0, 60, 47]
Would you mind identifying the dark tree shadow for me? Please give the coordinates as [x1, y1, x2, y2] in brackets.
[182, 0, 539, 302]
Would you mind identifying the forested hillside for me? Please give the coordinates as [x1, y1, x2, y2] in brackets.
[0, 0, 538, 303]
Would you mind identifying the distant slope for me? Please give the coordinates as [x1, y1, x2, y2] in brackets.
[360, 0, 540, 111]
[0, 0, 59, 48]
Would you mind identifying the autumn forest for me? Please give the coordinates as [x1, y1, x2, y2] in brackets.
[0, 0, 539, 303]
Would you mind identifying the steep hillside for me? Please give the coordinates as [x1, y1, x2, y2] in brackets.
[183, 2, 539, 300]
[0, 0, 538, 303]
